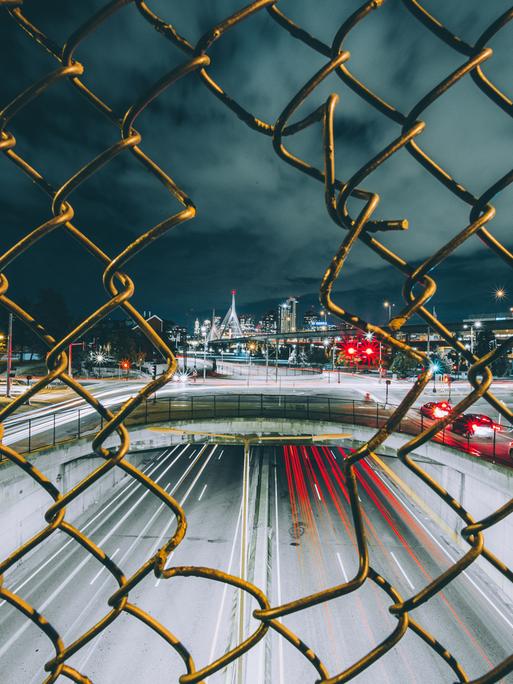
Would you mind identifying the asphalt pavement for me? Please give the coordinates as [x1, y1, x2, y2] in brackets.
[1, 443, 512, 683]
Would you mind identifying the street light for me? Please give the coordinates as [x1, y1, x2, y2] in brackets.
[201, 325, 207, 381]
[430, 361, 440, 393]
[92, 351, 105, 378]
[247, 342, 256, 386]
[120, 359, 130, 379]
[383, 301, 395, 322]
[494, 287, 506, 301]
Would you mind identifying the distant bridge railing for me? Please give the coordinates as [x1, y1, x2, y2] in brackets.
[8, 393, 512, 468]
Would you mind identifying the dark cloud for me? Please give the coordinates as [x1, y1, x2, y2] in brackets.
[0, 1, 512, 328]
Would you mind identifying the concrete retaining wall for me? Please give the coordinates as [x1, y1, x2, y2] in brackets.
[0, 439, 149, 560]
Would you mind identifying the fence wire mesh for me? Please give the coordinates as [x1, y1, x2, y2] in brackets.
[0, 0, 513, 682]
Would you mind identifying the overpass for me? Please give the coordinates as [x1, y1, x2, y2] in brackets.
[1, 394, 513, 682]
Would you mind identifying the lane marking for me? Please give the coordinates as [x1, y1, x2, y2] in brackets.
[0, 447, 179, 608]
[198, 484, 207, 501]
[209, 500, 243, 664]
[90, 548, 120, 585]
[155, 445, 217, 587]
[336, 552, 349, 583]
[373, 469, 513, 631]
[390, 551, 415, 590]
[218, 449, 224, 461]
[274, 457, 285, 684]
[236, 442, 251, 683]
[0, 448, 186, 656]
[314, 483, 322, 502]
[74, 479, 178, 671]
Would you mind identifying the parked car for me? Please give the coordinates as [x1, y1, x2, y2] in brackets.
[420, 401, 452, 420]
[450, 413, 497, 439]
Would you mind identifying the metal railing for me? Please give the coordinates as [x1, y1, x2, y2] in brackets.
[8, 393, 513, 469]
[1, 1, 513, 683]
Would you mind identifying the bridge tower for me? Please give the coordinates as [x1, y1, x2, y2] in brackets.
[219, 290, 243, 338]
[207, 309, 220, 342]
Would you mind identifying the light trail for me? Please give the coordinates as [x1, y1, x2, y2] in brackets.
[358, 455, 497, 669]
[372, 468, 513, 632]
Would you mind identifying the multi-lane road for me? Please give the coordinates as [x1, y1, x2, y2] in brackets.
[1, 443, 512, 683]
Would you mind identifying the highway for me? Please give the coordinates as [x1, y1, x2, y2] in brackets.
[1, 442, 512, 683]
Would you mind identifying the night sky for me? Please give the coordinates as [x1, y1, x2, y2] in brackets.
[1, 1, 512, 329]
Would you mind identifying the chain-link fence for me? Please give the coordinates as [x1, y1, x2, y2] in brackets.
[1, 1, 513, 682]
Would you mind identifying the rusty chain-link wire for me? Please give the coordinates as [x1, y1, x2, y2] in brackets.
[1, 0, 513, 682]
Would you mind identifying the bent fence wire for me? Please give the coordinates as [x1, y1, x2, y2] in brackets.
[0, 1, 512, 682]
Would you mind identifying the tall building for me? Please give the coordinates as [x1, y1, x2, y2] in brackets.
[278, 297, 298, 333]
[239, 314, 256, 335]
[303, 306, 319, 330]
[259, 310, 277, 334]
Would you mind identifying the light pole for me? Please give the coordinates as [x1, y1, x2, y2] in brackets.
[320, 309, 327, 330]
[383, 301, 395, 323]
[430, 362, 440, 394]
[365, 330, 383, 380]
[470, 320, 481, 354]
[494, 287, 506, 309]
[93, 351, 105, 378]
[385, 379, 391, 405]
[265, 341, 269, 383]
[6, 313, 13, 398]
[247, 342, 256, 386]
[323, 338, 330, 382]
[201, 325, 207, 381]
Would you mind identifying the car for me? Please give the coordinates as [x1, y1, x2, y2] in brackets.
[420, 401, 452, 420]
[450, 413, 497, 439]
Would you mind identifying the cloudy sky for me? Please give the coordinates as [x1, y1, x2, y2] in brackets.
[0, 0, 512, 328]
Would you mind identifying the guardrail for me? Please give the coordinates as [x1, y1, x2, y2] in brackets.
[8, 393, 512, 467]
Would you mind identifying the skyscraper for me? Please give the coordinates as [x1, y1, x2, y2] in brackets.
[278, 297, 298, 333]
[259, 310, 277, 334]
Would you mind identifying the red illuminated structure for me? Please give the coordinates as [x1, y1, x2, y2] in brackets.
[338, 336, 379, 367]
